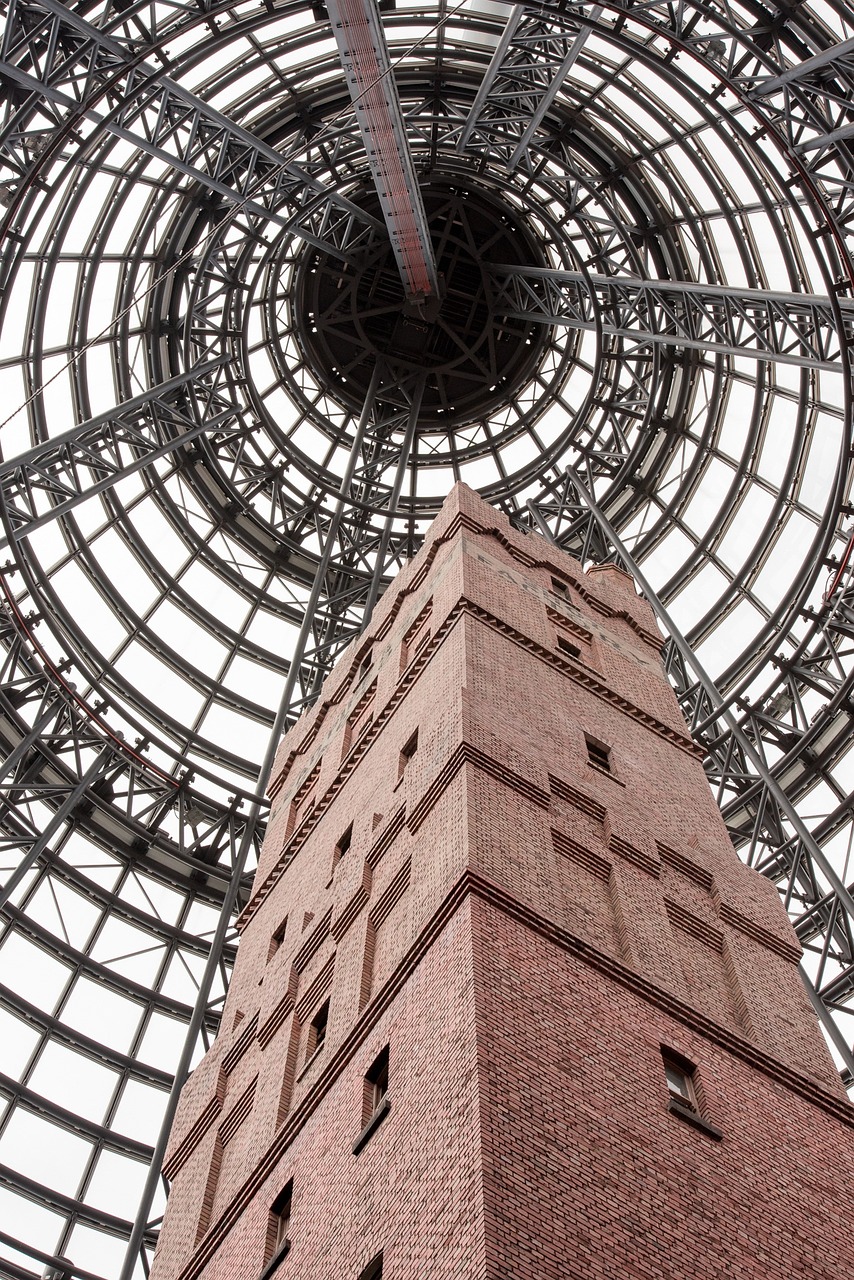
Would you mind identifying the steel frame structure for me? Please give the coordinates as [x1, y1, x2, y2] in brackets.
[0, 0, 854, 1276]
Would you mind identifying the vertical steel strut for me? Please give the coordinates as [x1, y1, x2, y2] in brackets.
[118, 363, 385, 1279]
[326, 0, 440, 302]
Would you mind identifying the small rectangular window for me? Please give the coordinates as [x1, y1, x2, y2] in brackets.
[660, 1047, 723, 1139]
[267, 917, 287, 962]
[662, 1052, 697, 1112]
[585, 736, 611, 772]
[551, 575, 570, 598]
[365, 1045, 389, 1121]
[307, 999, 330, 1061]
[261, 1178, 293, 1277]
[358, 1254, 383, 1280]
[557, 635, 581, 659]
[354, 1046, 391, 1153]
[358, 650, 373, 680]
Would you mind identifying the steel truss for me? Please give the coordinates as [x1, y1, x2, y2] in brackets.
[1, 0, 854, 1276]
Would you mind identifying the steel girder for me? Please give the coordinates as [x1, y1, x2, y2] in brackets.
[0, 1, 853, 1276]
[489, 266, 854, 371]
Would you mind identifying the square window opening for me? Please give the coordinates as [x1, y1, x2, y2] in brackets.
[585, 736, 611, 772]
[557, 635, 581, 660]
[551, 575, 570, 598]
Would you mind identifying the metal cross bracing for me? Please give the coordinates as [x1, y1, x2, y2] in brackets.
[489, 265, 854, 371]
[0, 579, 259, 1278]
[0, 0, 386, 261]
[2, 0, 854, 1274]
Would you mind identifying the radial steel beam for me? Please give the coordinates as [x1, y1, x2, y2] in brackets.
[505, 7, 601, 171]
[491, 265, 854, 369]
[457, 5, 526, 152]
[750, 37, 854, 95]
[325, 0, 439, 301]
[457, 4, 602, 168]
[0, 0, 384, 255]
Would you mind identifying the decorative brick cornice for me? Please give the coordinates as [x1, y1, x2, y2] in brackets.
[666, 899, 724, 952]
[162, 1093, 222, 1183]
[244, 586, 698, 929]
[610, 833, 661, 878]
[464, 599, 700, 757]
[718, 901, 802, 965]
[222, 1011, 259, 1075]
[178, 868, 854, 1279]
[549, 774, 606, 822]
[292, 908, 332, 973]
[552, 828, 611, 881]
[657, 841, 713, 890]
[408, 740, 550, 834]
[370, 858, 412, 929]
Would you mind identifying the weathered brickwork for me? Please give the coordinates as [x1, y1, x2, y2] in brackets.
[151, 483, 854, 1280]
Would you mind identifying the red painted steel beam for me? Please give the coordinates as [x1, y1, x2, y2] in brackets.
[326, 0, 440, 303]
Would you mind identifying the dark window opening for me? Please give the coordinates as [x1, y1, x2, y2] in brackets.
[557, 635, 581, 659]
[307, 999, 330, 1060]
[271, 1180, 292, 1252]
[586, 736, 611, 772]
[358, 1254, 383, 1280]
[358, 650, 373, 680]
[551, 575, 570, 598]
[260, 1178, 293, 1277]
[365, 1045, 389, 1120]
[354, 1045, 392, 1153]
[335, 823, 352, 866]
[662, 1051, 697, 1113]
[267, 917, 287, 962]
[398, 729, 418, 777]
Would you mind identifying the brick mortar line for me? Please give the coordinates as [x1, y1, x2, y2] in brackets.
[179, 870, 854, 1278]
[244, 591, 698, 927]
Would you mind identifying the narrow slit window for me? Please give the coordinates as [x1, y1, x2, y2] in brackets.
[662, 1051, 697, 1113]
[267, 917, 287, 962]
[354, 1045, 391, 1153]
[358, 650, 373, 681]
[333, 823, 353, 872]
[263, 1178, 293, 1273]
[365, 1045, 389, 1121]
[307, 999, 330, 1060]
[585, 736, 611, 772]
[398, 729, 418, 777]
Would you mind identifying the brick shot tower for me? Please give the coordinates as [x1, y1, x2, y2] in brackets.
[150, 483, 854, 1280]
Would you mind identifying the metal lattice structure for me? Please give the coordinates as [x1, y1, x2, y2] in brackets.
[1, 1, 854, 1275]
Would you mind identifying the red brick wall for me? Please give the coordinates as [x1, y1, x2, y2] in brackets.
[472, 896, 854, 1278]
[151, 483, 853, 1280]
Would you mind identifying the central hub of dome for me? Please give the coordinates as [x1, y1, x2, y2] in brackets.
[293, 180, 551, 426]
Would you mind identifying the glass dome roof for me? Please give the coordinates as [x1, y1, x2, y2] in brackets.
[1, 1, 853, 1274]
